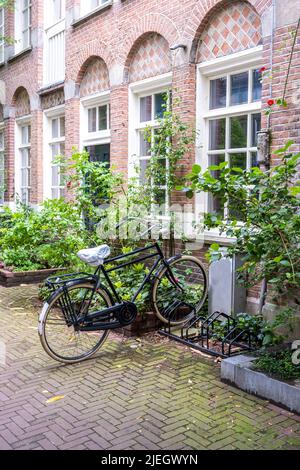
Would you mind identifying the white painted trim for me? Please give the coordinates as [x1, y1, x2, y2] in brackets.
[129, 72, 172, 94]
[15, 114, 32, 125]
[197, 46, 263, 76]
[44, 104, 65, 118]
[81, 90, 110, 108]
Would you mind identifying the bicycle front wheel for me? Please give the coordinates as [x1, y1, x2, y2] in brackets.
[38, 282, 112, 364]
[152, 255, 208, 326]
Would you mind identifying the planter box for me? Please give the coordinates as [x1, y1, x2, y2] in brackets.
[221, 355, 300, 414]
[123, 311, 162, 337]
[0, 267, 66, 288]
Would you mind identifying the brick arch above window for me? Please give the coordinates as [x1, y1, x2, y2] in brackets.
[126, 33, 171, 83]
[12, 87, 31, 118]
[183, 0, 269, 63]
[79, 57, 110, 98]
[196, 1, 262, 62]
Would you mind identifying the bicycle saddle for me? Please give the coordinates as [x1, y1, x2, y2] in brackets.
[77, 245, 111, 266]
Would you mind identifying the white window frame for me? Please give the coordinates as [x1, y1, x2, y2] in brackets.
[43, 1, 65, 86]
[15, 115, 31, 205]
[80, 91, 111, 151]
[14, 0, 31, 54]
[43, 105, 65, 201]
[128, 73, 172, 213]
[44, 0, 65, 28]
[81, 0, 111, 17]
[0, 8, 5, 64]
[0, 126, 5, 205]
[196, 47, 263, 242]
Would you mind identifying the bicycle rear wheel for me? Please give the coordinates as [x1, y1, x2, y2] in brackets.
[152, 255, 208, 326]
[38, 282, 112, 364]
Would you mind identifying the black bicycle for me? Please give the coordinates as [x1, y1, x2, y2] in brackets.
[38, 243, 207, 363]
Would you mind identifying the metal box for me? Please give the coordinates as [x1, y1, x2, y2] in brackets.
[208, 252, 246, 316]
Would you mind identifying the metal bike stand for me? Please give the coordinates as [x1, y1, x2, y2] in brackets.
[159, 310, 258, 358]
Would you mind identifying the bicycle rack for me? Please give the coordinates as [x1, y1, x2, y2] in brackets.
[159, 309, 258, 358]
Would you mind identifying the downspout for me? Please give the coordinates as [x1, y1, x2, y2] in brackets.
[258, 0, 276, 315]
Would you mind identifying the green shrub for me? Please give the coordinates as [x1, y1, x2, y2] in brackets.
[0, 199, 100, 271]
[254, 350, 300, 381]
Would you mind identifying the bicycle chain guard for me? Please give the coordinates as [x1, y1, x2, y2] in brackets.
[117, 302, 138, 326]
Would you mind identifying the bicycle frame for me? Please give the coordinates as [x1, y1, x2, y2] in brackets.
[95, 242, 176, 305]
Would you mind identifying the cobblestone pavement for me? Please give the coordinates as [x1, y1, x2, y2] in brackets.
[0, 285, 299, 451]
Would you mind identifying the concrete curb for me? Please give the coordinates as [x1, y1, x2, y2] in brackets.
[221, 355, 300, 414]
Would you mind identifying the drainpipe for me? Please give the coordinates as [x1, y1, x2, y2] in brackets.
[257, 0, 276, 315]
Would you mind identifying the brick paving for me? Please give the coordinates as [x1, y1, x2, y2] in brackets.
[0, 285, 299, 451]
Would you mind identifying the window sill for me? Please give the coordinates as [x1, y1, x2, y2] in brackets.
[38, 81, 65, 96]
[7, 46, 32, 63]
[203, 231, 236, 246]
[72, 1, 113, 27]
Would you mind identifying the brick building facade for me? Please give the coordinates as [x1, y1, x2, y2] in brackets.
[0, 0, 299, 308]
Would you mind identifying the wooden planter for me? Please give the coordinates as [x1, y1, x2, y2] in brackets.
[0, 267, 66, 288]
[123, 311, 162, 337]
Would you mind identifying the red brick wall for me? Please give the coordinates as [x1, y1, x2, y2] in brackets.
[0, 0, 299, 309]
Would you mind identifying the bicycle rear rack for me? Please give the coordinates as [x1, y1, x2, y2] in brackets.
[159, 310, 258, 358]
[46, 272, 97, 290]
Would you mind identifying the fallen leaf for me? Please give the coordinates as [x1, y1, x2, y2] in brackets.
[46, 395, 65, 404]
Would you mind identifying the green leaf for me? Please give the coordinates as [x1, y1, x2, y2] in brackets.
[186, 190, 194, 199]
[210, 243, 220, 251]
[192, 164, 201, 175]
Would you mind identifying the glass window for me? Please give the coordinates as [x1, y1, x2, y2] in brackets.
[19, 125, 31, 205]
[140, 96, 152, 123]
[230, 115, 248, 149]
[154, 93, 165, 119]
[49, 116, 65, 199]
[252, 69, 262, 102]
[209, 119, 226, 151]
[88, 108, 97, 133]
[210, 77, 227, 110]
[0, 131, 4, 205]
[230, 72, 248, 106]
[251, 113, 261, 147]
[136, 90, 170, 210]
[98, 105, 107, 131]
[88, 105, 109, 133]
[206, 66, 262, 220]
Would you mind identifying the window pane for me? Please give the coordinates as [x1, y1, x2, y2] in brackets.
[52, 165, 59, 186]
[154, 93, 165, 119]
[21, 126, 29, 145]
[85, 144, 110, 164]
[51, 143, 60, 159]
[251, 113, 261, 147]
[252, 69, 262, 102]
[0, 132, 4, 150]
[154, 158, 167, 186]
[208, 154, 225, 216]
[140, 96, 152, 122]
[22, 29, 29, 47]
[28, 126, 31, 143]
[60, 117, 65, 137]
[51, 188, 59, 199]
[139, 159, 149, 184]
[230, 115, 247, 149]
[231, 72, 249, 105]
[98, 105, 107, 131]
[209, 119, 226, 151]
[88, 108, 97, 133]
[251, 151, 259, 168]
[230, 153, 247, 170]
[21, 149, 28, 167]
[210, 77, 227, 110]
[52, 118, 59, 138]
[139, 133, 151, 156]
